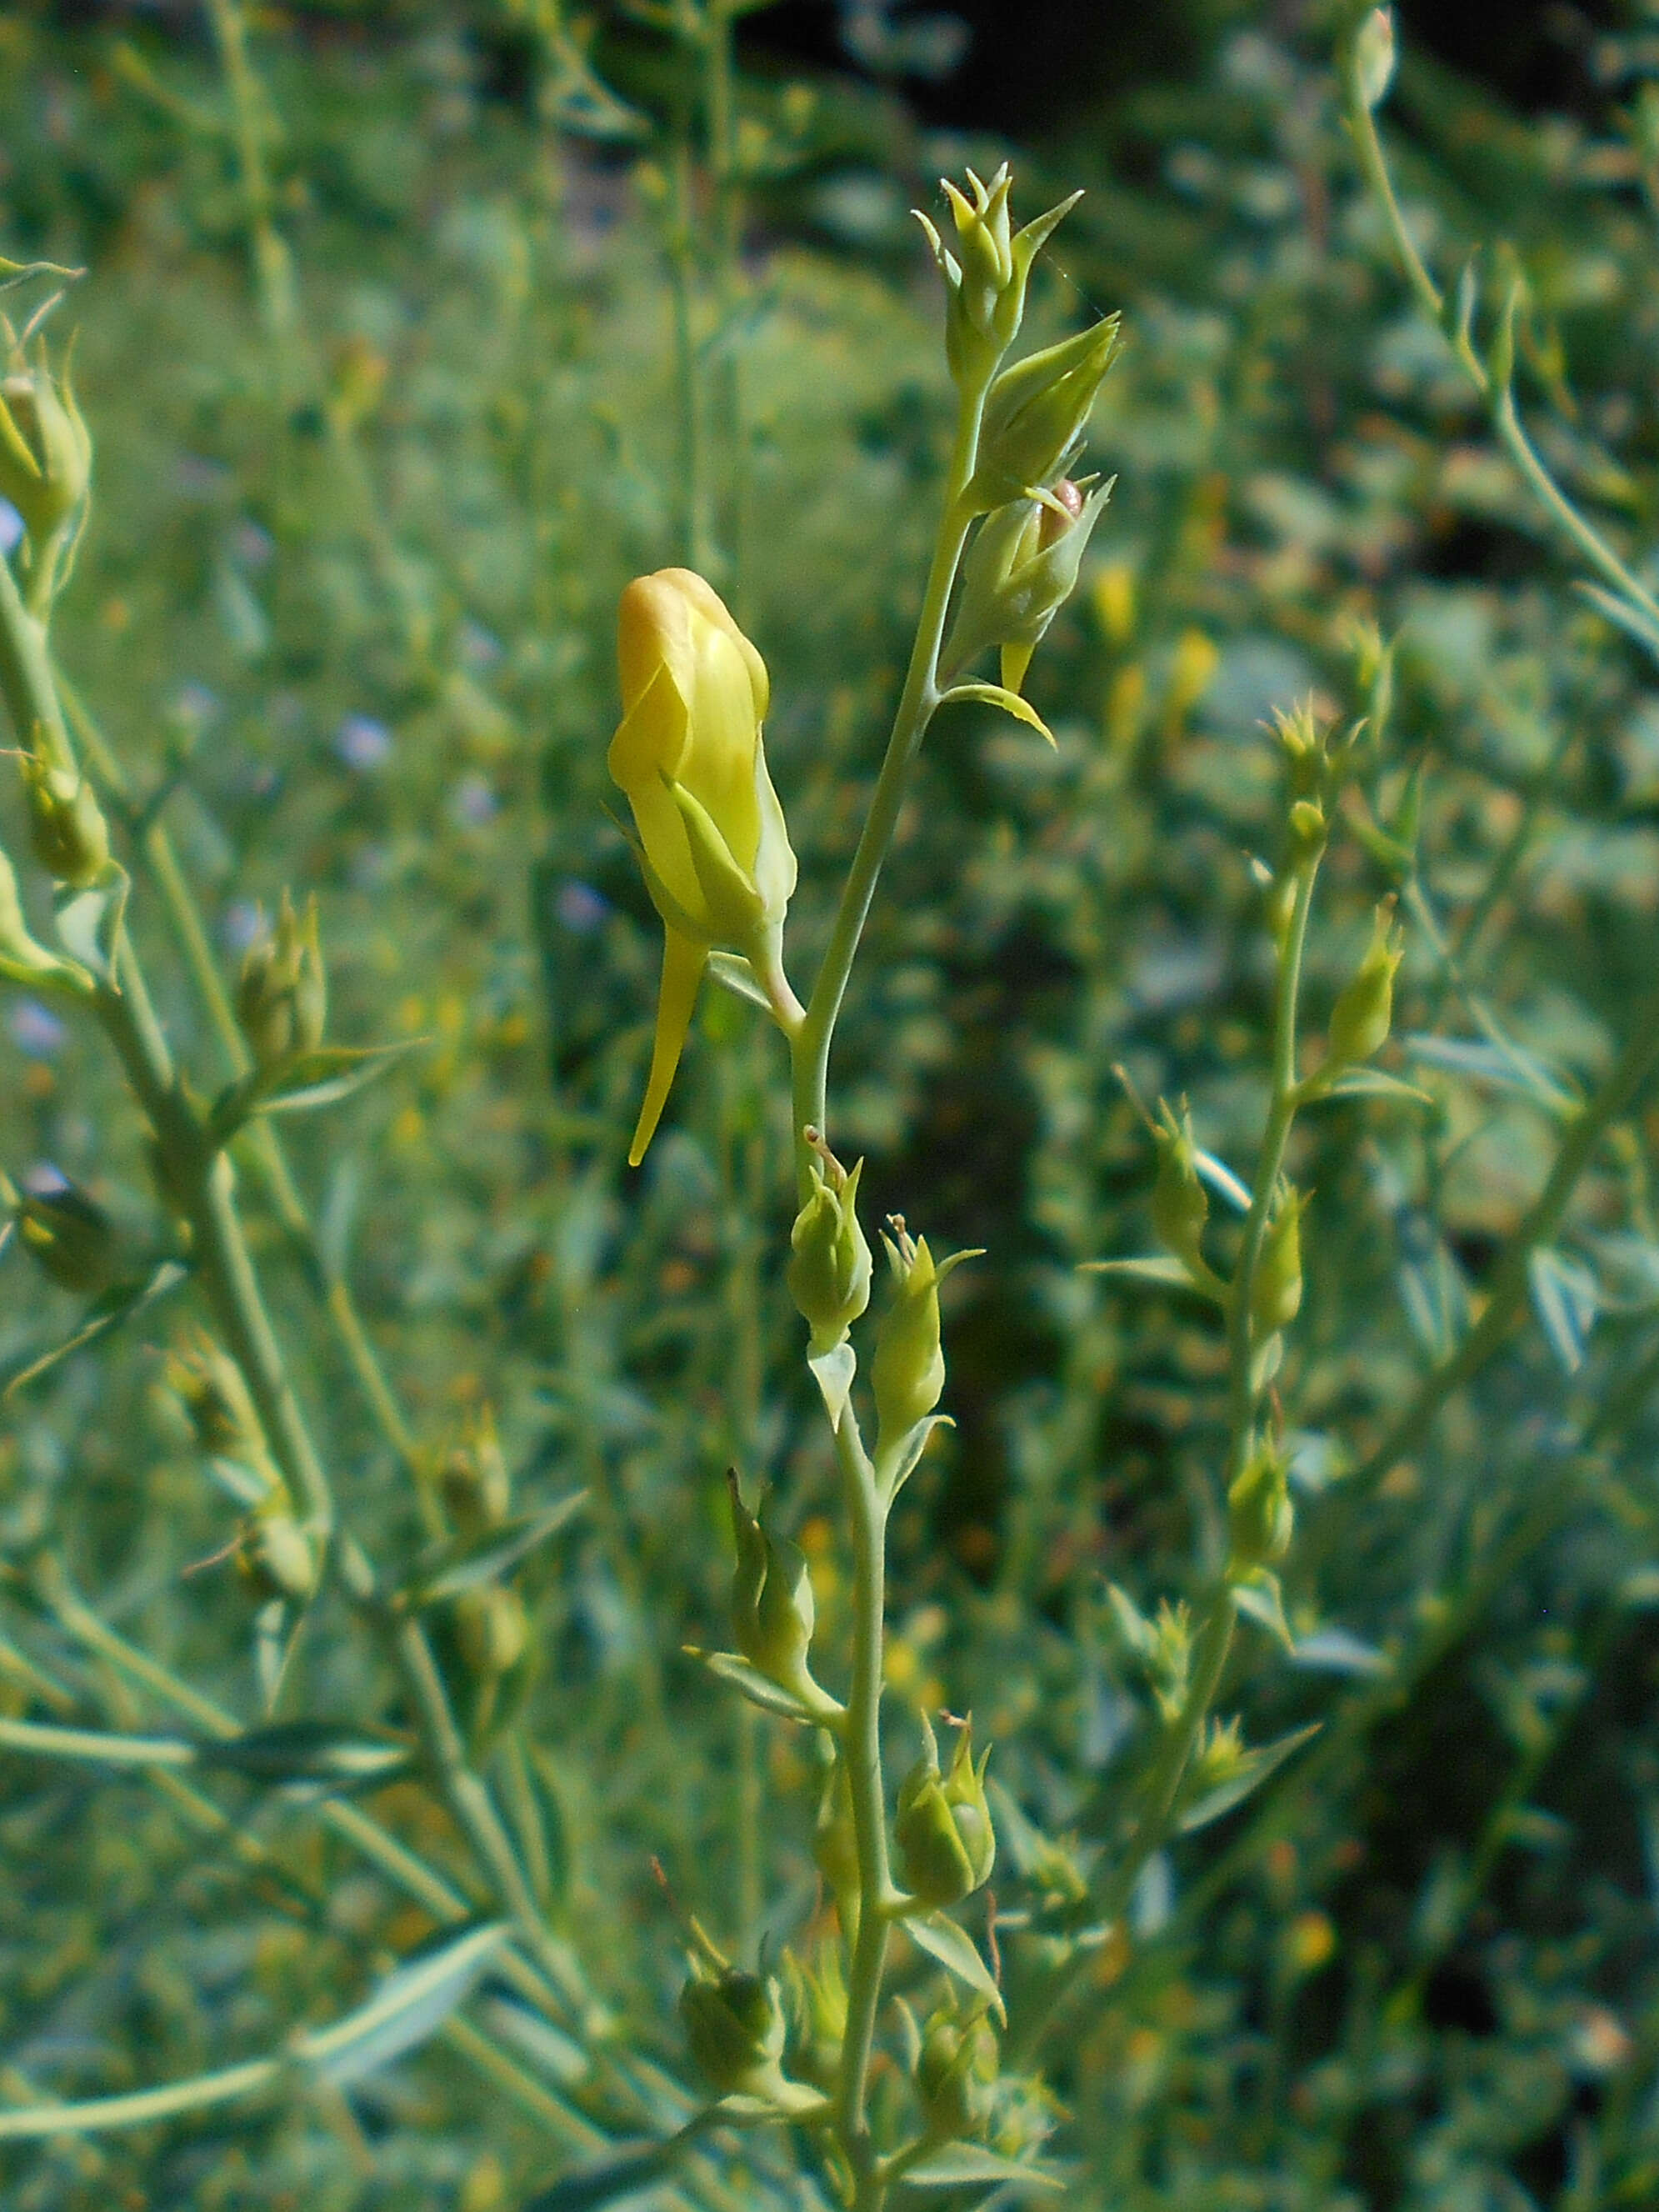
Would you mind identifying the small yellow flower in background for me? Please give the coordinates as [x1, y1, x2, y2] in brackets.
[608, 568, 796, 1164]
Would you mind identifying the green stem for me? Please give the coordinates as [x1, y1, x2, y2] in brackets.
[790, 382, 988, 1192]
[831, 1398, 895, 2212]
[1342, 43, 1659, 635]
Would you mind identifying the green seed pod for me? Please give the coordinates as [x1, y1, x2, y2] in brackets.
[0, 344, 92, 546]
[454, 1584, 529, 1680]
[439, 1405, 512, 1534]
[896, 1714, 996, 1908]
[787, 1143, 872, 1355]
[728, 1475, 817, 1694]
[967, 316, 1122, 511]
[15, 1176, 116, 1295]
[1327, 900, 1405, 1068]
[680, 1964, 787, 2096]
[1150, 1099, 1208, 1274]
[944, 476, 1114, 696]
[872, 1222, 977, 1455]
[239, 1508, 318, 1604]
[1251, 1189, 1307, 1340]
[917, 2004, 999, 2140]
[1227, 1439, 1293, 1569]
[237, 890, 326, 1071]
[20, 757, 109, 890]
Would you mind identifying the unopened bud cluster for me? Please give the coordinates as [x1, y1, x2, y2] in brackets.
[947, 475, 1114, 696]
[237, 890, 326, 1072]
[21, 757, 108, 889]
[872, 1219, 977, 1456]
[787, 1138, 872, 1355]
[895, 1713, 996, 1907]
[0, 341, 91, 550]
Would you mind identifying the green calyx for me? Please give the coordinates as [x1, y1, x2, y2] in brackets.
[967, 315, 1122, 512]
[1327, 898, 1405, 1068]
[21, 755, 109, 890]
[896, 1713, 996, 1908]
[680, 1962, 788, 2096]
[1250, 1186, 1308, 1340]
[0, 341, 92, 548]
[872, 1219, 978, 1456]
[1227, 1439, 1293, 1570]
[237, 888, 326, 1073]
[15, 1175, 116, 1295]
[915, 165, 1084, 390]
[727, 1474, 819, 1699]
[917, 2002, 999, 2140]
[787, 1139, 872, 1355]
[944, 476, 1115, 695]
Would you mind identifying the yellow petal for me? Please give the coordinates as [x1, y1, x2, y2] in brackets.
[629, 929, 707, 1166]
[609, 657, 691, 795]
[679, 617, 764, 875]
[657, 567, 769, 722]
[1000, 640, 1035, 694]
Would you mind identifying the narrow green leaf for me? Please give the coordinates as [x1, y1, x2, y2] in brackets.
[1576, 578, 1659, 666]
[1312, 1068, 1435, 1107]
[52, 869, 128, 981]
[807, 1339, 857, 1428]
[900, 2142, 1064, 2190]
[1527, 1246, 1598, 1374]
[211, 1040, 422, 1143]
[902, 1911, 1005, 2023]
[940, 681, 1056, 746]
[522, 2143, 674, 2210]
[3, 1260, 188, 1399]
[197, 1720, 412, 1789]
[412, 1493, 587, 1604]
[292, 1921, 509, 2085]
[693, 1649, 842, 1725]
[1177, 1722, 1322, 1834]
[1082, 1254, 1216, 1300]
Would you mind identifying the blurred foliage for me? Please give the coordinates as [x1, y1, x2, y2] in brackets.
[1, 2, 1659, 2207]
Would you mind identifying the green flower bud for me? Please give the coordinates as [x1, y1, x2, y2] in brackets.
[21, 757, 109, 890]
[872, 1221, 977, 1455]
[439, 1405, 512, 1534]
[680, 1963, 788, 2096]
[1150, 1099, 1208, 1274]
[967, 316, 1122, 512]
[167, 1327, 271, 1466]
[1352, 7, 1397, 113]
[1327, 899, 1405, 1068]
[787, 1140, 872, 1355]
[1288, 798, 1327, 853]
[1227, 1439, 1293, 1569]
[728, 1474, 817, 1696]
[238, 1507, 318, 1604]
[896, 1714, 996, 1908]
[1251, 1188, 1307, 1340]
[945, 476, 1114, 696]
[917, 2004, 999, 2140]
[237, 889, 326, 1072]
[15, 1174, 116, 1295]
[454, 1583, 529, 1679]
[917, 168, 1084, 388]
[0, 343, 92, 547]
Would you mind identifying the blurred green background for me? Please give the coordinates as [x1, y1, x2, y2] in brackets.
[3, 2, 1659, 2206]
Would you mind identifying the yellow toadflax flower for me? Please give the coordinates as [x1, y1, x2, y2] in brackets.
[608, 568, 796, 1164]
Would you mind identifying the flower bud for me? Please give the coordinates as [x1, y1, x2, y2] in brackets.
[967, 316, 1122, 512]
[945, 476, 1113, 695]
[454, 1584, 530, 1679]
[872, 1221, 977, 1454]
[15, 1174, 116, 1295]
[1251, 1188, 1307, 1340]
[20, 757, 109, 889]
[1227, 1439, 1293, 1569]
[238, 1507, 318, 1604]
[784, 1946, 847, 2092]
[1149, 1100, 1208, 1274]
[896, 1714, 996, 1908]
[1327, 900, 1405, 1068]
[812, 1759, 860, 1917]
[680, 1964, 788, 2096]
[917, 168, 1084, 388]
[237, 890, 326, 1072]
[728, 1474, 817, 1695]
[787, 1140, 872, 1355]
[439, 1405, 512, 1534]
[917, 2004, 998, 2140]
[167, 1327, 269, 1463]
[0, 344, 92, 547]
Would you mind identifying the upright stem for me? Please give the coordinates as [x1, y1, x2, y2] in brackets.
[831, 1402, 895, 2212]
[791, 383, 988, 1192]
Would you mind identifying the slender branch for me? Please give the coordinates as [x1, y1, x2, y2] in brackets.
[791, 380, 989, 1191]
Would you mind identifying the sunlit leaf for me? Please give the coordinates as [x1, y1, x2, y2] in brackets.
[292, 1922, 509, 2085]
[411, 1494, 587, 1604]
[902, 1911, 1005, 2023]
[900, 2142, 1064, 2191]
